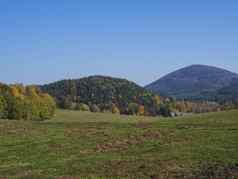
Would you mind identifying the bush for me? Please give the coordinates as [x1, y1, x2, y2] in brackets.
[159, 104, 171, 117]
[90, 104, 100, 113]
[128, 103, 139, 115]
[111, 104, 120, 114]
[76, 103, 90, 111]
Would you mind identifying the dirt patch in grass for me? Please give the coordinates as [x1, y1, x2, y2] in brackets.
[96, 138, 139, 153]
[0, 122, 48, 137]
[142, 130, 161, 139]
[48, 143, 65, 153]
[57, 176, 79, 179]
[0, 168, 45, 179]
[97, 159, 190, 179]
[135, 122, 154, 129]
[57, 176, 118, 179]
[96, 130, 161, 153]
[89, 161, 238, 179]
[194, 163, 238, 179]
[64, 127, 104, 138]
[0, 124, 29, 136]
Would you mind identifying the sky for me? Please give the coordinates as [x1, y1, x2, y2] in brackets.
[0, 0, 238, 86]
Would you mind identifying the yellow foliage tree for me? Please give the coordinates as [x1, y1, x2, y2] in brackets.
[10, 86, 21, 98]
[154, 95, 161, 105]
[26, 86, 39, 98]
[111, 104, 120, 114]
[138, 105, 145, 116]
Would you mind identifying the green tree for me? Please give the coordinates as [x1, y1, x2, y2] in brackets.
[38, 93, 56, 120]
[62, 96, 73, 109]
[7, 97, 25, 120]
[128, 103, 139, 115]
[0, 96, 7, 119]
[159, 104, 171, 117]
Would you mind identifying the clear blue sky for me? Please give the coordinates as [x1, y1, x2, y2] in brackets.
[1, 0, 238, 86]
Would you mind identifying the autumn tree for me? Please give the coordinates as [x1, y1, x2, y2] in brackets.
[0, 84, 56, 121]
[111, 103, 120, 114]
[138, 105, 145, 116]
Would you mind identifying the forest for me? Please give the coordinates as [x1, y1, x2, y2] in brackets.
[0, 83, 56, 120]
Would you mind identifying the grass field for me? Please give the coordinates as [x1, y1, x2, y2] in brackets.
[0, 110, 238, 179]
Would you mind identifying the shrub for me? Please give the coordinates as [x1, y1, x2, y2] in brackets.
[111, 104, 120, 114]
[76, 103, 90, 111]
[128, 103, 139, 115]
[90, 104, 100, 113]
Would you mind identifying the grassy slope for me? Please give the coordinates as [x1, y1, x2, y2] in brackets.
[0, 110, 238, 178]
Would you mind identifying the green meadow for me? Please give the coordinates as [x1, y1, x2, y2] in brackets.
[0, 110, 238, 179]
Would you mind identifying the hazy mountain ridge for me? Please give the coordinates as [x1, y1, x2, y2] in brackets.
[146, 64, 238, 101]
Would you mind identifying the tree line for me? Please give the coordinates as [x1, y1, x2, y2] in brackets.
[0, 83, 56, 120]
[1, 75, 231, 120]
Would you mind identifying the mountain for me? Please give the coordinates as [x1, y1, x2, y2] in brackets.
[40, 76, 165, 116]
[146, 65, 238, 101]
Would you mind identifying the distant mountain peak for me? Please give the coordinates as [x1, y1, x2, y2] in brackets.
[146, 65, 238, 100]
[173, 64, 234, 74]
[188, 64, 215, 68]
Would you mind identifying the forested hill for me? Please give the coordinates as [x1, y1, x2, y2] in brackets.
[40, 76, 168, 116]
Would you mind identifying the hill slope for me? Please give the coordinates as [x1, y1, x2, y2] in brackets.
[217, 78, 238, 104]
[40, 76, 163, 115]
[146, 65, 238, 101]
